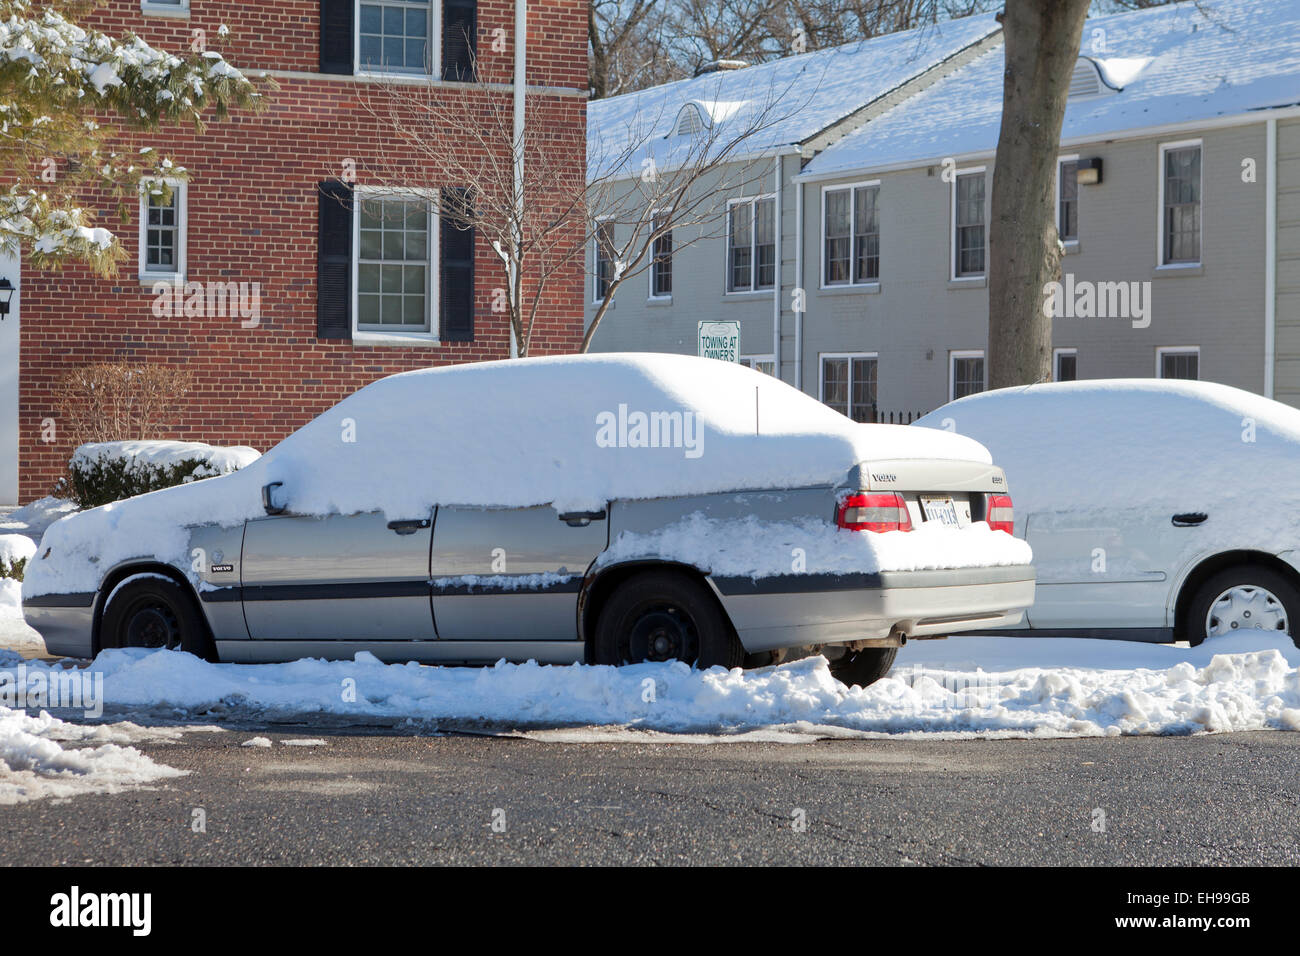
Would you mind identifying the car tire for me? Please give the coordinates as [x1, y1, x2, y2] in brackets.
[593, 570, 744, 669]
[829, 647, 898, 688]
[1185, 564, 1300, 648]
[101, 574, 217, 660]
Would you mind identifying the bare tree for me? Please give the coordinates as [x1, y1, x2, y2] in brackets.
[583, 79, 809, 351]
[589, 0, 669, 99]
[354, 78, 588, 358]
[986, 0, 1091, 389]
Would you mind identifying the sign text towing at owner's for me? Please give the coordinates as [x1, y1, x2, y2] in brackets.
[697, 321, 740, 363]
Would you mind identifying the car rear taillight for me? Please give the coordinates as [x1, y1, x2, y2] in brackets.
[837, 492, 913, 533]
[986, 493, 1014, 534]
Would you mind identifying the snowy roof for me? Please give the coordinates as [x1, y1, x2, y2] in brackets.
[587, 13, 1000, 179]
[801, 0, 1300, 179]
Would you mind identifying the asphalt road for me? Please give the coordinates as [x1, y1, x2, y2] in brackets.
[4, 726, 1299, 865]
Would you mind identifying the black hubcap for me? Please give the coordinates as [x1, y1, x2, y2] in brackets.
[624, 604, 699, 664]
[123, 600, 181, 649]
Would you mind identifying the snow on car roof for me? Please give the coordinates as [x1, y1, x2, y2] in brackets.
[25, 353, 993, 597]
[917, 378, 1300, 514]
[801, 0, 1300, 178]
[587, 13, 999, 179]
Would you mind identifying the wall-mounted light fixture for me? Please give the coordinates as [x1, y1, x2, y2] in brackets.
[0, 278, 13, 319]
[1076, 157, 1103, 186]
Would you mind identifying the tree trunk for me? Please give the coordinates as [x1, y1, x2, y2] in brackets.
[987, 0, 1090, 389]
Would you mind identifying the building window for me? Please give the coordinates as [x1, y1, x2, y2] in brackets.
[356, 195, 434, 332]
[823, 183, 880, 286]
[821, 353, 878, 423]
[594, 219, 615, 303]
[359, 0, 434, 74]
[1158, 347, 1199, 380]
[1161, 142, 1201, 265]
[139, 181, 186, 280]
[727, 196, 775, 292]
[1054, 348, 1077, 382]
[142, 0, 188, 14]
[650, 214, 672, 299]
[953, 170, 986, 278]
[741, 355, 775, 376]
[1058, 159, 1078, 243]
[949, 350, 985, 400]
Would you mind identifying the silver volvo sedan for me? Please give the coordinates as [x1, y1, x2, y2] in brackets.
[23, 354, 1035, 687]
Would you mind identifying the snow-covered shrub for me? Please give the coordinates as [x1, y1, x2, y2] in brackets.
[67, 441, 261, 509]
[0, 534, 36, 581]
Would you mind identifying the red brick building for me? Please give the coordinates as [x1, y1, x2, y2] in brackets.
[4, 0, 587, 503]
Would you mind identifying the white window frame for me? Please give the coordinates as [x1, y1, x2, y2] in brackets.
[351, 185, 441, 345]
[592, 215, 616, 305]
[355, 0, 442, 79]
[1053, 347, 1078, 382]
[725, 194, 776, 295]
[950, 166, 987, 281]
[1156, 346, 1200, 380]
[138, 178, 187, 284]
[1056, 154, 1080, 247]
[949, 349, 986, 401]
[1157, 138, 1203, 268]
[820, 180, 881, 290]
[741, 354, 776, 376]
[648, 209, 672, 301]
[141, 0, 189, 17]
[819, 351, 879, 422]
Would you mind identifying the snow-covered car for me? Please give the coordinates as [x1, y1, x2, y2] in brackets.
[23, 354, 1034, 686]
[918, 379, 1300, 647]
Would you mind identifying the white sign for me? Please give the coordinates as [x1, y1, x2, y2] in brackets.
[697, 320, 740, 363]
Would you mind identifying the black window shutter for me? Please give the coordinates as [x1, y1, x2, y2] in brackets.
[442, 0, 477, 82]
[440, 190, 475, 342]
[317, 180, 354, 340]
[319, 0, 355, 75]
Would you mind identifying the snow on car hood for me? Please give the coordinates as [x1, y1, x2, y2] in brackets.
[26, 353, 995, 597]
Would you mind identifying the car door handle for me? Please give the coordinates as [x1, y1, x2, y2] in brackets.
[1172, 512, 1207, 527]
[387, 519, 431, 535]
[558, 510, 606, 527]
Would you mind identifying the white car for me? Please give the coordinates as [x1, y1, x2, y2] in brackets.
[918, 379, 1300, 647]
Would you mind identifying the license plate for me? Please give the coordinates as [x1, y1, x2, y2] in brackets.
[920, 495, 960, 527]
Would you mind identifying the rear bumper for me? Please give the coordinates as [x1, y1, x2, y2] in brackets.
[21, 594, 96, 659]
[710, 565, 1036, 654]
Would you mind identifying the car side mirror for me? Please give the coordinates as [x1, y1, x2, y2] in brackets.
[262, 481, 286, 516]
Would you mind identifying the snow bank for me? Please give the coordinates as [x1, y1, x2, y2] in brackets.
[26, 354, 994, 597]
[600, 513, 1032, 576]
[20, 633, 1300, 738]
[71, 440, 260, 477]
[0, 579, 22, 619]
[0, 706, 186, 804]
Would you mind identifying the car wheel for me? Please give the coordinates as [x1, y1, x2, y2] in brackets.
[101, 574, 216, 660]
[1185, 564, 1300, 648]
[829, 647, 898, 688]
[593, 570, 744, 669]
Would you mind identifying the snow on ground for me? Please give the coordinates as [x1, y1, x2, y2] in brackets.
[3, 632, 1294, 740]
[0, 703, 197, 805]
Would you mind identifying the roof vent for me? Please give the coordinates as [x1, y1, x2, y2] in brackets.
[675, 104, 704, 136]
[1069, 58, 1103, 98]
[694, 59, 748, 77]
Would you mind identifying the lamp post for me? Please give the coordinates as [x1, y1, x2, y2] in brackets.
[0, 278, 13, 319]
